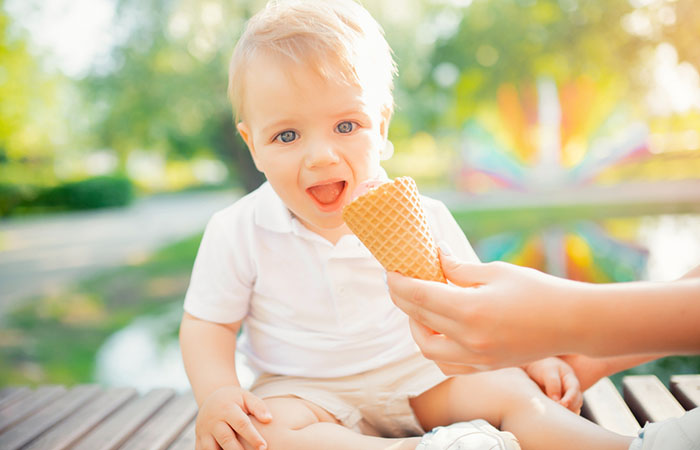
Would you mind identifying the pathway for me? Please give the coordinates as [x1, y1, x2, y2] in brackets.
[0, 190, 240, 314]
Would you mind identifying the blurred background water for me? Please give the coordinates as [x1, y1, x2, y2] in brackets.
[0, 0, 699, 390]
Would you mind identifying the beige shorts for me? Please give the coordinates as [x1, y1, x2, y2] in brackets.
[250, 352, 447, 438]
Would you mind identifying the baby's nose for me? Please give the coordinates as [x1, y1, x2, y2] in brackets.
[305, 143, 340, 168]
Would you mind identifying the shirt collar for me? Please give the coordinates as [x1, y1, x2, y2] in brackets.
[253, 183, 337, 245]
[254, 182, 295, 234]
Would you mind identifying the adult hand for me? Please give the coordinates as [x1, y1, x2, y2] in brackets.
[195, 385, 272, 450]
[387, 251, 577, 372]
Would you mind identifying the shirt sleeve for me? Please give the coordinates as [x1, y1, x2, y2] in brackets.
[424, 197, 481, 263]
[183, 211, 254, 323]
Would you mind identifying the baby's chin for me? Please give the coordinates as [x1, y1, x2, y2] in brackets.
[296, 212, 348, 234]
[318, 216, 350, 232]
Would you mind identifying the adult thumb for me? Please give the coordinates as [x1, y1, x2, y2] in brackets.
[439, 249, 487, 288]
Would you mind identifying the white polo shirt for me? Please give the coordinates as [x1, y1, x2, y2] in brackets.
[184, 182, 479, 378]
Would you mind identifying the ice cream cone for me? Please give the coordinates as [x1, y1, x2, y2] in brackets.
[342, 176, 445, 283]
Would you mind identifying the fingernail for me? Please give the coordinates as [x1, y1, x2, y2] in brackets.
[438, 241, 452, 256]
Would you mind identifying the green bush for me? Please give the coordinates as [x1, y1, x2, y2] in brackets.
[0, 184, 36, 217]
[34, 176, 134, 210]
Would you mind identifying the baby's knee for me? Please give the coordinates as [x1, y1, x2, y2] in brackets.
[463, 367, 543, 406]
[238, 417, 301, 450]
[241, 419, 291, 450]
[241, 396, 328, 450]
[494, 367, 542, 396]
[487, 367, 559, 420]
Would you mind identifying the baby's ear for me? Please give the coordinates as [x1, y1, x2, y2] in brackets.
[379, 106, 392, 140]
[237, 122, 263, 171]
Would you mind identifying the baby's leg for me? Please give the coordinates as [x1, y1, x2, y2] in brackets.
[243, 396, 420, 450]
[410, 368, 634, 450]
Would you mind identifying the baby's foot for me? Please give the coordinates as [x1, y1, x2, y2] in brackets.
[416, 420, 521, 450]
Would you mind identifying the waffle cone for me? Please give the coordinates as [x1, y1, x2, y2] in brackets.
[342, 177, 445, 282]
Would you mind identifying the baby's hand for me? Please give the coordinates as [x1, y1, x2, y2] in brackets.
[195, 385, 272, 450]
[523, 357, 583, 414]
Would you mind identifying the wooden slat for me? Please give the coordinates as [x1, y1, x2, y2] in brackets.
[23, 387, 137, 450]
[119, 392, 198, 450]
[581, 377, 640, 436]
[670, 375, 700, 410]
[0, 387, 32, 410]
[0, 385, 66, 433]
[72, 388, 175, 450]
[0, 384, 100, 450]
[623, 375, 686, 424]
[167, 419, 196, 450]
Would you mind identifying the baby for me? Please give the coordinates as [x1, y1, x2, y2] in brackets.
[180, 1, 636, 449]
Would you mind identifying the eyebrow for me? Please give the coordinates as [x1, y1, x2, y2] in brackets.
[333, 108, 372, 122]
[260, 120, 295, 136]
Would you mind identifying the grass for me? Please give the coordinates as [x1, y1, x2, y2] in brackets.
[0, 233, 203, 386]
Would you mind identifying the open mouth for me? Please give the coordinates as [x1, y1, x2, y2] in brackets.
[306, 180, 347, 210]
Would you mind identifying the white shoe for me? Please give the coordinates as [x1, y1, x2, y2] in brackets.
[628, 407, 700, 450]
[417, 420, 521, 450]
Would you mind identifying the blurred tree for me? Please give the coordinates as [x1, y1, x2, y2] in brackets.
[376, 0, 700, 136]
[81, 0, 265, 192]
[639, 0, 700, 71]
[0, 1, 63, 184]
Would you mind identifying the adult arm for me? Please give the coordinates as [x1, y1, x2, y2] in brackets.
[559, 353, 665, 391]
[388, 251, 700, 372]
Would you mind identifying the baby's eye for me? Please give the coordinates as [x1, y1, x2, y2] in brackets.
[336, 121, 356, 134]
[276, 130, 297, 143]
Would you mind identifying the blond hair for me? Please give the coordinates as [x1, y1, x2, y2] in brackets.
[228, 0, 397, 122]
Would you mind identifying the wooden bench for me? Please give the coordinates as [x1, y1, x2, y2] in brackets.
[1, 374, 698, 449]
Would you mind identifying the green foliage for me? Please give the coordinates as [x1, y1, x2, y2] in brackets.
[0, 4, 64, 167]
[0, 176, 135, 217]
[0, 183, 32, 216]
[374, 0, 700, 135]
[32, 175, 134, 211]
[79, 0, 264, 191]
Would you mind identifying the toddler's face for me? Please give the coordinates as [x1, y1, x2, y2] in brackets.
[238, 53, 388, 241]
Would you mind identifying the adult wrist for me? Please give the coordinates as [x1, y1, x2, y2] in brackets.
[559, 279, 600, 355]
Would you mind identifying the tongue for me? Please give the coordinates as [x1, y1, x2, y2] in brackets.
[351, 178, 389, 201]
[308, 181, 345, 205]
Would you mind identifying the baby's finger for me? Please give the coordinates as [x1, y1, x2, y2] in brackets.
[559, 391, 583, 414]
[542, 371, 562, 402]
[212, 421, 244, 450]
[573, 390, 583, 413]
[560, 372, 582, 412]
[244, 392, 273, 424]
[224, 409, 266, 450]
